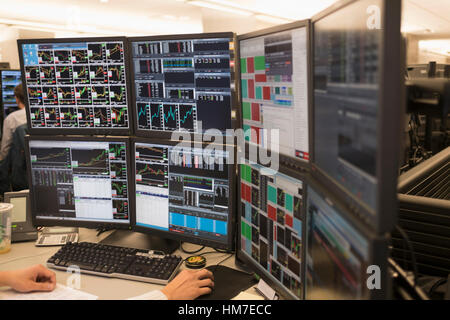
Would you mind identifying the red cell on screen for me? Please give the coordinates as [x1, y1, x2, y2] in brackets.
[285, 215, 293, 228]
[251, 126, 260, 144]
[263, 86, 271, 100]
[248, 79, 255, 99]
[255, 74, 266, 82]
[251, 103, 260, 122]
[268, 205, 276, 221]
[241, 182, 246, 200]
[247, 57, 255, 73]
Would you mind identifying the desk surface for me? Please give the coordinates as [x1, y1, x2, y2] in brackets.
[0, 228, 260, 300]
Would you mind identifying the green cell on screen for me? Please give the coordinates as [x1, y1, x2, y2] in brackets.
[243, 124, 251, 141]
[241, 79, 248, 99]
[241, 221, 251, 240]
[242, 102, 251, 120]
[254, 56, 265, 70]
[285, 194, 293, 212]
[268, 185, 277, 204]
[255, 86, 262, 100]
[241, 58, 247, 73]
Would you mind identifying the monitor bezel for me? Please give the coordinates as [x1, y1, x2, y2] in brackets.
[235, 158, 308, 300]
[24, 134, 133, 230]
[304, 177, 390, 300]
[236, 19, 313, 173]
[309, 0, 403, 233]
[130, 136, 237, 251]
[127, 32, 239, 140]
[17, 36, 134, 136]
[0, 69, 22, 123]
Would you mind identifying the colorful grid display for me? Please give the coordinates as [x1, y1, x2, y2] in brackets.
[240, 162, 304, 298]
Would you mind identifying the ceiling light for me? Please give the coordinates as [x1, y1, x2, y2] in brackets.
[187, 0, 253, 16]
[255, 14, 293, 25]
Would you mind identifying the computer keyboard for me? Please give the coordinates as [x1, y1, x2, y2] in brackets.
[47, 242, 183, 285]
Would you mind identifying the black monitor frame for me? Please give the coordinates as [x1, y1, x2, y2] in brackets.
[237, 20, 313, 174]
[17, 36, 134, 136]
[0, 69, 22, 123]
[304, 177, 390, 300]
[310, 0, 404, 233]
[24, 135, 133, 231]
[235, 156, 308, 300]
[131, 136, 237, 251]
[127, 32, 239, 140]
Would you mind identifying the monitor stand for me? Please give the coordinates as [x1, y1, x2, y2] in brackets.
[99, 229, 180, 254]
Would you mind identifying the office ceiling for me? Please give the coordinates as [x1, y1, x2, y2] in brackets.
[0, 0, 448, 37]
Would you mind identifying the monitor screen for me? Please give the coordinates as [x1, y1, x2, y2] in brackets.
[27, 138, 130, 226]
[20, 39, 130, 132]
[134, 141, 233, 248]
[239, 160, 305, 299]
[313, 0, 383, 211]
[305, 184, 370, 299]
[130, 34, 235, 135]
[239, 24, 309, 161]
[1, 70, 22, 117]
[10, 197, 27, 223]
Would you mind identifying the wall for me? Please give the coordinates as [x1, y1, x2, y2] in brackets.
[0, 25, 54, 69]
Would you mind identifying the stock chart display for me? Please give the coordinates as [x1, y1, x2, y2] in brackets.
[134, 142, 231, 245]
[313, 0, 382, 211]
[131, 36, 235, 134]
[240, 26, 309, 161]
[28, 139, 130, 224]
[306, 185, 369, 299]
[240, 160, 304, 299]
[1, 70, 22, 117]
[21, 40, 130, 130]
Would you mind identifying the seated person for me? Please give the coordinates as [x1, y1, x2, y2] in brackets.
[0, 84, 27, 162]
[0, 264, 214, 300]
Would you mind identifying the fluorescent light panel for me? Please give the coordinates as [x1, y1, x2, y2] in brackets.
[188, 0, 253, 16]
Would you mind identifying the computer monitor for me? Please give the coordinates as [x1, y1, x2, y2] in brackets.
[128, 33, 238, 138]
[132, 138, 236, 250]
[305, 180, 388, 300]
[311, 0, 403, 232]
[237, 159, 306, 299]
[238, 20, 311, 166]
[17, 37, 132, 135]
[0, 69, 22, 118]
[24, 135, 132, 229]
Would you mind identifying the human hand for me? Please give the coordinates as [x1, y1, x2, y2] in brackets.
[1, 264, 56, 293]
[161, 269, 214, 300]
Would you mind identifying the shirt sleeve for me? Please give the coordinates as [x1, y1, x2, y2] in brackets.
[127, 290, 168, 300]
[0, 117, 14, 161]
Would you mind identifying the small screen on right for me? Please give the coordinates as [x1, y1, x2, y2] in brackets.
[306, 185, 370, 300]
[1, 70, 22, 116]
[313, 0, 383, 210]
[239, 25, 309, 161]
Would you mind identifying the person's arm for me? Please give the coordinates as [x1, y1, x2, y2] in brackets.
[0, 264, 56, 293]
[161, 269, 214, 300]
[0, 116, 13, 161]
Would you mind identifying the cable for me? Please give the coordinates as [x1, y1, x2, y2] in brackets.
[95, 227, 112, 237]
[180, 242, 205, 254]
[214, 247, 232, 254]
[395, 225, 419, 286]
[429, 278, 448, 297]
